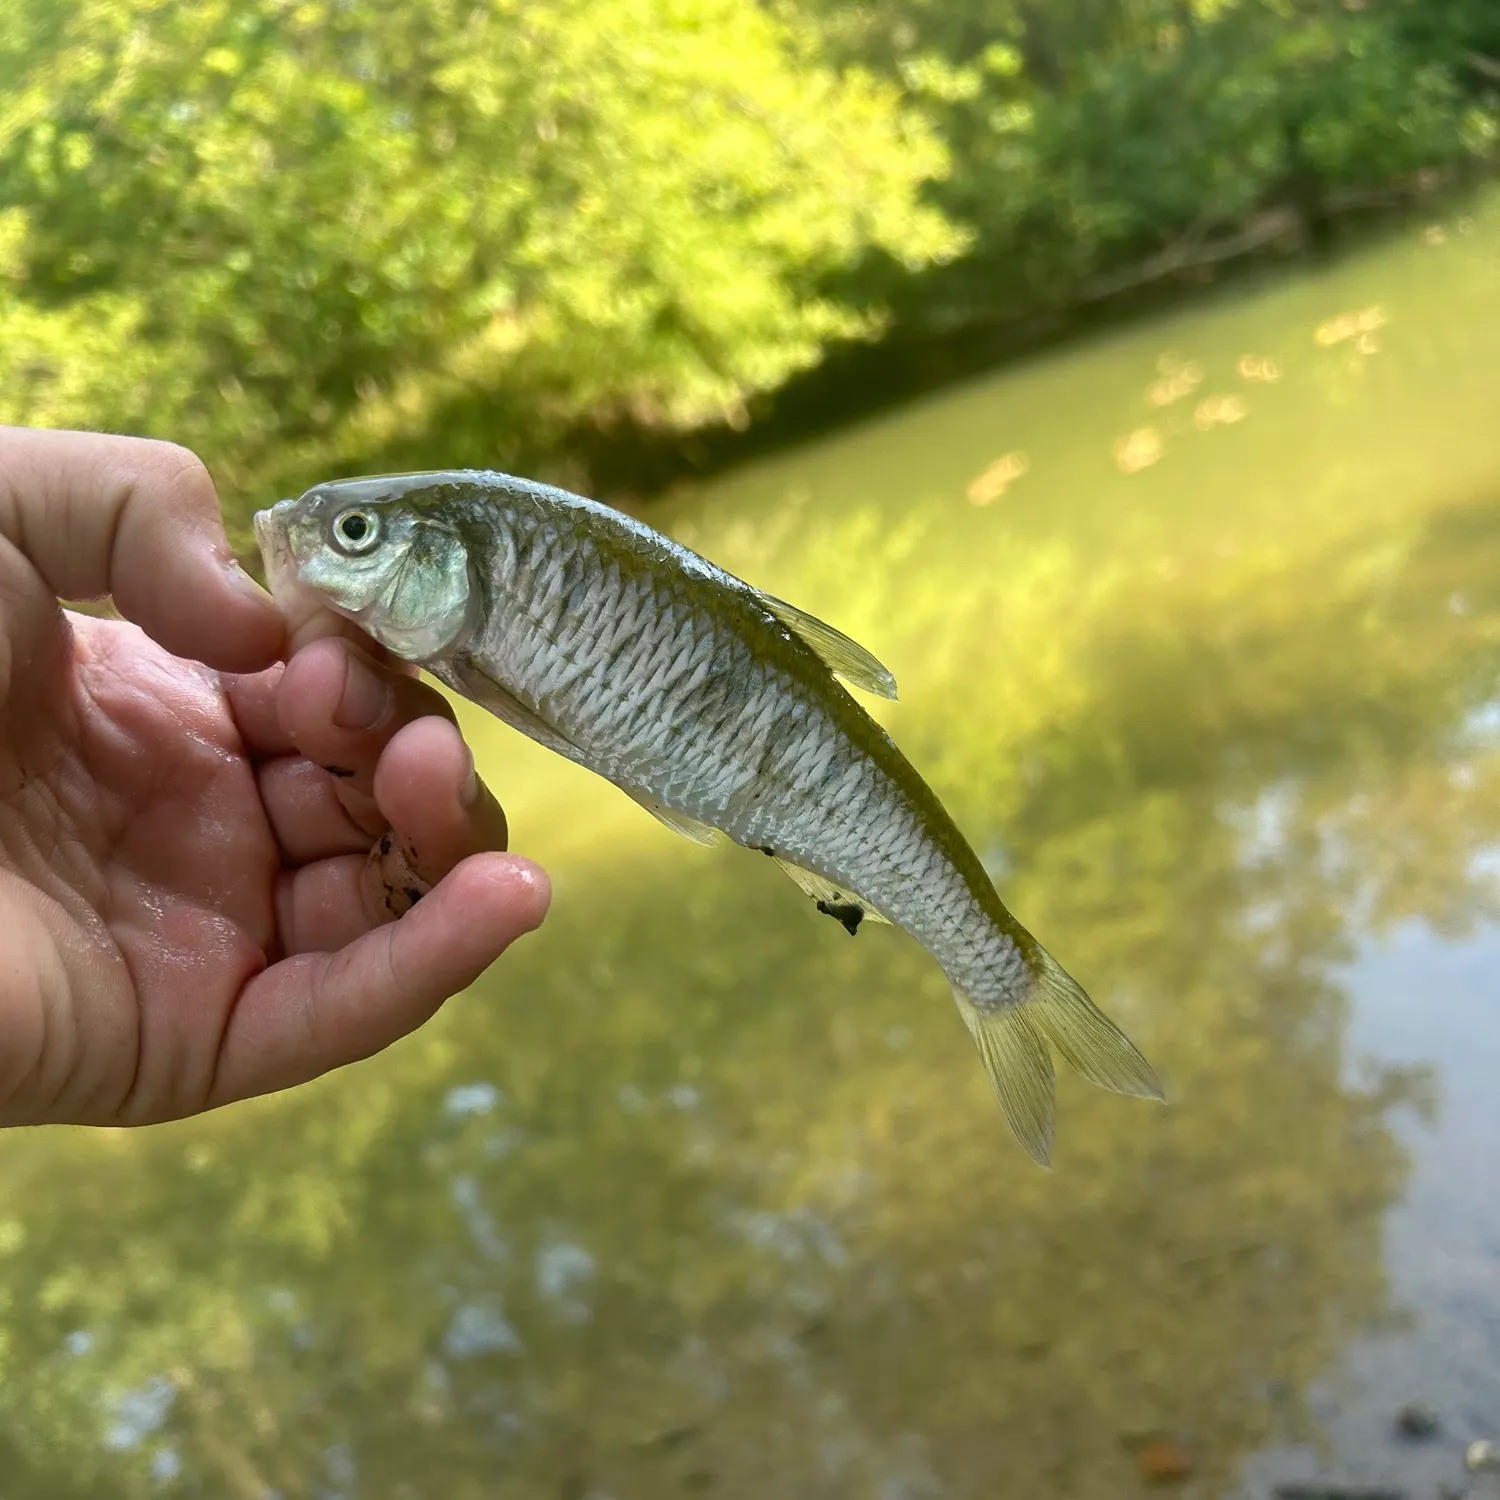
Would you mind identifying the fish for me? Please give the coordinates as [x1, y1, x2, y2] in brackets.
[254, 469, 1163, 1163]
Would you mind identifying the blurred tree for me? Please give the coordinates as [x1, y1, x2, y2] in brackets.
[1, 0, 1496, 505]
[0, 0, 960, 530]
[801, 0, 1498, 330]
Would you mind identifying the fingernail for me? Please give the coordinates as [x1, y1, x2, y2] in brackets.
[334, 651, 391, 730]
[458, 744, 480, 807]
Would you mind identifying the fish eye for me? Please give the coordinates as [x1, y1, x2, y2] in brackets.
[332, 508, 380, 554]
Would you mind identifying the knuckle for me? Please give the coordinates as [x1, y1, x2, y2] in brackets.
[134, 440, 217, 512]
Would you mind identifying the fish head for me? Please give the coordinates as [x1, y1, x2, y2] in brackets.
[254, 473, 481, 662]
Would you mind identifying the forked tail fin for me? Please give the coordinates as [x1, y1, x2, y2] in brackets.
[952, 949, 1164, 1167]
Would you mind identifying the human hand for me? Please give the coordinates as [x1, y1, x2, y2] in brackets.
[0, 427, 549, 1126]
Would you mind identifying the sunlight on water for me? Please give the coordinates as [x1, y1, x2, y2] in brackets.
[2, 193, 1499, 1498]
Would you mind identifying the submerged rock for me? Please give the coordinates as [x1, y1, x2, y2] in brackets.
[1393, 1403, 1442, 1442]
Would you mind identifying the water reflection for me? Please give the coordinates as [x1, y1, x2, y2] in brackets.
[2, 193, 1499, 1497]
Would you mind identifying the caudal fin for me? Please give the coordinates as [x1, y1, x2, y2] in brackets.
[953, 950, 1164, 1168]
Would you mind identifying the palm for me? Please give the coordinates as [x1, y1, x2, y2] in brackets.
[2, 614, 278, 1122]
[0, 428, 548, 1128]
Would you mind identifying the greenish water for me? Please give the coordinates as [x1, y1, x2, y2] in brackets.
[5, 195, 1500, 1499]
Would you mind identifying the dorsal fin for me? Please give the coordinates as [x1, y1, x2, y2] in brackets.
[757, 591, 898, 700]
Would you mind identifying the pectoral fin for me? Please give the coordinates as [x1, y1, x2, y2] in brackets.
[771, 855, 890, 931]
[440, 655, 724, 847]
[435, 655, 583, 762]
[756, 592, 898, 700]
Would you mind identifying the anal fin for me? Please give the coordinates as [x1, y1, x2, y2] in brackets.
[771, 854, 890, 933]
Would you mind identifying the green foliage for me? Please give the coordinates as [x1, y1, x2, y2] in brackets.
[0, 0, 959, 522]
[807, 0, 1499, 328]
[3, 0, 1496, 515]
[1, 0, 1496, 508]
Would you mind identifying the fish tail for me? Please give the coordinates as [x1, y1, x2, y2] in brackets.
[952, 947, 1164, 1168]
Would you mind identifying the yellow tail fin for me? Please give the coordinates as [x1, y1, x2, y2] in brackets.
[953, 950, 1164, 1167]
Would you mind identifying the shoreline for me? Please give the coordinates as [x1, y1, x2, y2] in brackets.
[558, 169, 1492, 508]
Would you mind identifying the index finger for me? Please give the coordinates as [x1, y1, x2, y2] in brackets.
[0, 427, 285, 674]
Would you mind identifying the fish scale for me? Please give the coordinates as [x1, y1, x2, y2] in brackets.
[255, 468, 1164, 1164]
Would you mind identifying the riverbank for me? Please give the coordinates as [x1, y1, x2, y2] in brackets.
[5, 0, 1497, 543]
[552, 172, 1496, 506]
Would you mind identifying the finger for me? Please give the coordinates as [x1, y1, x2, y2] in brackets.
[257, 675, 509, 870]
[271, 716, 510, 941]
[275, 852, 375, 954]
[257, 757, 370, 864]
[277, 637, 456, 802]
[0, 427, 284, 673]
[280, 597, 417, 670]
[209, 853, 551, 1107]
[359, 716, 511, 919]
[224, 664, 299, 761]
[372, 716, 510, 882]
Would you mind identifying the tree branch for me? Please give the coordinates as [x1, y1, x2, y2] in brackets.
[1464, 51, 1500, 84]
[1081, 207, 1302, 303]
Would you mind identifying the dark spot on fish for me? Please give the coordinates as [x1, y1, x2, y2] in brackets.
[322, 764, 355, 779]
[378, 831, 394, 857]
[817, 899, 864, 936]
[403, 886, 424, 907]
[758, 845, 774, 856]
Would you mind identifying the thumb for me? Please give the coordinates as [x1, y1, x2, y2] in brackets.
[0, 427, 284, 673]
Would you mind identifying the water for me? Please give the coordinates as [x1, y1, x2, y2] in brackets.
[3, 195, 1500, 1499]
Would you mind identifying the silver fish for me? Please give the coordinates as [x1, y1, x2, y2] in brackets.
[255, 470, 1163, 1163]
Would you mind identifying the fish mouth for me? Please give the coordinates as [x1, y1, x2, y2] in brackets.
[252, 499, 303, 603]
[253, 497, 290, 546]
